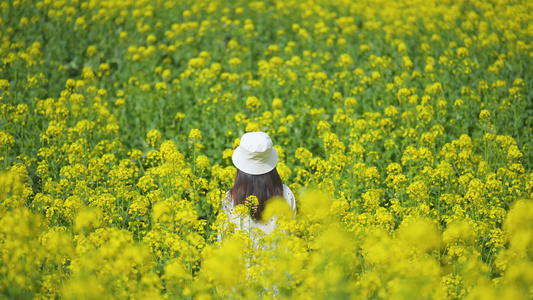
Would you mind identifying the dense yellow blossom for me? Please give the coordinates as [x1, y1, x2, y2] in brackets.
[1, 0, 532, 298]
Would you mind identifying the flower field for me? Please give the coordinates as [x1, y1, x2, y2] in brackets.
[1, 0, 533, 298]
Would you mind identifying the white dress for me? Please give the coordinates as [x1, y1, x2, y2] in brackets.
[219, 184, 296, 239]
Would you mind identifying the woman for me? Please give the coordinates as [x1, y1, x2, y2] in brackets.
[219, 131, 296, 240]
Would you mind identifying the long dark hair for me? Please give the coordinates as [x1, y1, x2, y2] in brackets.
[229, 167, 283, 220]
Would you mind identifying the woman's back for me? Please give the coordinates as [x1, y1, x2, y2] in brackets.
[220, 184, 296, 236]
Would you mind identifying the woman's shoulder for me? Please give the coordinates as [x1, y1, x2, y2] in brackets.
[221, 190, 234, 215]
[282, 184, 296, 211]
[282, 184, 292, 195]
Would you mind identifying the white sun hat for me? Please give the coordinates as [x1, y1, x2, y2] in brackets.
[232, 131, 278, 175]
